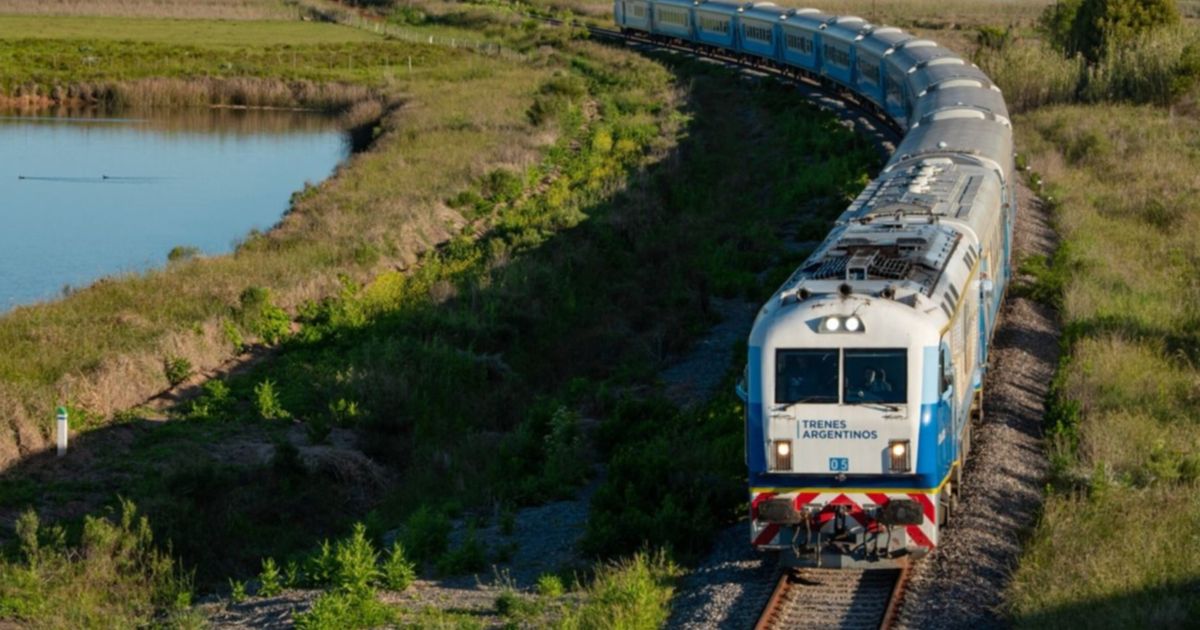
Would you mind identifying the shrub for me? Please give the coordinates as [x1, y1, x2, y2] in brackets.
[381, 542, 417, 591]
[294, 590, 394, 630]
[435, 527, 487, 576]
[1042, 0, 1180, 61]
[167, 245, 201, 262]
[305, 416, 332, 445]
[333, 523, 380, 598]
[254, 379, 289, 420]
[401, 506, 450, 564]
[559, 552, 680, 630]
[328, 398, 361, 427]
[258, 558, 283, 597]
[536, 573, 565, 597]
[0, 501, 193, 627]
[239, 286, 291, 344]
[164, 356, 193, 387]
[228, 579, 247, 604]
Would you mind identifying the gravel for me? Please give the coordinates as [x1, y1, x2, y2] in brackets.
[665, 183, 1058, 629]
[896, 181, 1057, 629]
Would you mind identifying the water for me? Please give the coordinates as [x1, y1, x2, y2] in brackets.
[0, 108, 349, 312]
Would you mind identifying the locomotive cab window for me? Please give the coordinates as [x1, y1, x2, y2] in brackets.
[775, 349, 839, 404]
[843, 349, 907, 405]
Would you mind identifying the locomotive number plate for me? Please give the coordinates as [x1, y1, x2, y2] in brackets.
[829, 457, 849, 472]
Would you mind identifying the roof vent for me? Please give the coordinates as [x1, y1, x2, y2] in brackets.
[846, 251, 877, 281]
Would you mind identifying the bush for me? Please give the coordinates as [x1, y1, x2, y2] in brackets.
[401, 506, 450, 564]
[333, 523, 380, 598]
[1042, 0, 1180, 61]
[167, 245, 201, 262]
[254, 379, 289, 420]
[164, 356, 192, 386]
[294, 590, 394, 630]
[0, 501, 196, 627]
[536, 573, 565, 597]
[381, 542, 416, 591]
[436, 527, 487, 576]
[258, 558, 283, 597]
[559, 552, 680, 630]
[239, 286, 291, 344]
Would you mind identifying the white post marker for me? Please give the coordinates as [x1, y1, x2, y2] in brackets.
[56, 406, 68, 457]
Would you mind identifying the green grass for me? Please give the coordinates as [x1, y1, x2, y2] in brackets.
[1004, 103, 1200, 627]
[0, 15, 377, 46]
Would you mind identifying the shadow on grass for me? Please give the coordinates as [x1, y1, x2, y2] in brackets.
[0, 54, 879, 592]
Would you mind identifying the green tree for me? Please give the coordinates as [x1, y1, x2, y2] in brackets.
[1043, 0, 1180, 61]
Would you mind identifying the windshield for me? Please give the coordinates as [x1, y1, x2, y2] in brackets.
[844, 349, 907, 405]
[775, 349, 839, 404]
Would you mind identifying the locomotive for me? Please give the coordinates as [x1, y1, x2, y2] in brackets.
[614, 0, 1015, 565]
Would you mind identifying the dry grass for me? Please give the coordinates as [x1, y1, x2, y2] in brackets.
[0, 0, 300, 20]
[1007, 104, 1200, 626]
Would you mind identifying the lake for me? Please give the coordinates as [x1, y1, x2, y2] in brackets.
[0, 108, 349, 312]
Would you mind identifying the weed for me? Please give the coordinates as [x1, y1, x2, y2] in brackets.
[436, 527, 488, 576]
[167, 245, 201, 262]
[559, 551, 680, 630]
[536, 573, 565, 597]
[305, 416, 332, 445]
[258, 557, 283, 597]
[294, 590, 395, 630]
[164, 355, 192, 386]
[228, 578, 247, 604]
[402, 506, 450, 565]
[254, 379, 288, 420]
[333, 523, 380, 598]
[381, 541, 417, 591]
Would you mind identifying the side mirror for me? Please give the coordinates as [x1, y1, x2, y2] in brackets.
[736, 377, 749, 403]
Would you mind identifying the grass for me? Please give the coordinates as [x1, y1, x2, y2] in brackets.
[1002, 103, 1200, 627]
[0, 15, 376, 46]
[0, 0, 302, 21]
[0, 500, 202, 628]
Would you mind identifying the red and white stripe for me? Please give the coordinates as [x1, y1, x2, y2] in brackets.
[750, 490, 938, 551]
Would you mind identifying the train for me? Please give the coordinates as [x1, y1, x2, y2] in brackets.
[613, 0, 1015, 566]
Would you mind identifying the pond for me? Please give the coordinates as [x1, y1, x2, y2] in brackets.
[0, 108, 349, 312]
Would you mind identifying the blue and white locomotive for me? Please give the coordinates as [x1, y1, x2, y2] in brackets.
[614, 1, 1015, 565]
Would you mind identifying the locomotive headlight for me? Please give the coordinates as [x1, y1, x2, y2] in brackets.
[772, 440, 793, 471]
[823, 316, 841, 332]
[844, 315, 862, 332]
[888, 440, 911, 473]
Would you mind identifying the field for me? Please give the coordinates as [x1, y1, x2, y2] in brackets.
[0, 0, 300, 20]
[0, 0, 878, 625]
[0, 0, 1199, 626]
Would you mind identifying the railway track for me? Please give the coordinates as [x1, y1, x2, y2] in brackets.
[754, 563, 911, 630]
[539, 18, 914, 630]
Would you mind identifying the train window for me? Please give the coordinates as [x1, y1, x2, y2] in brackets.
[775, 349, 839, 404]
[824, 44, 851, 69]
[785, 33, 813, 53]
[658, 8, 688, 26]
[843, 349, 907, 405]
[699, 15, 729, 34]
[630, 3, 645, 18]
[745, 24, 772, 43]
[858, 58, 880, 85]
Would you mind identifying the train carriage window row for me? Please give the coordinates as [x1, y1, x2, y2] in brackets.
[698, 15, 730, 34]
[824, 44, 851, 68]
[785, 33, 814, 53]
[744, 23, 773, 43]
[657, 7, 689, 26]
[630, 3, 646, 18]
